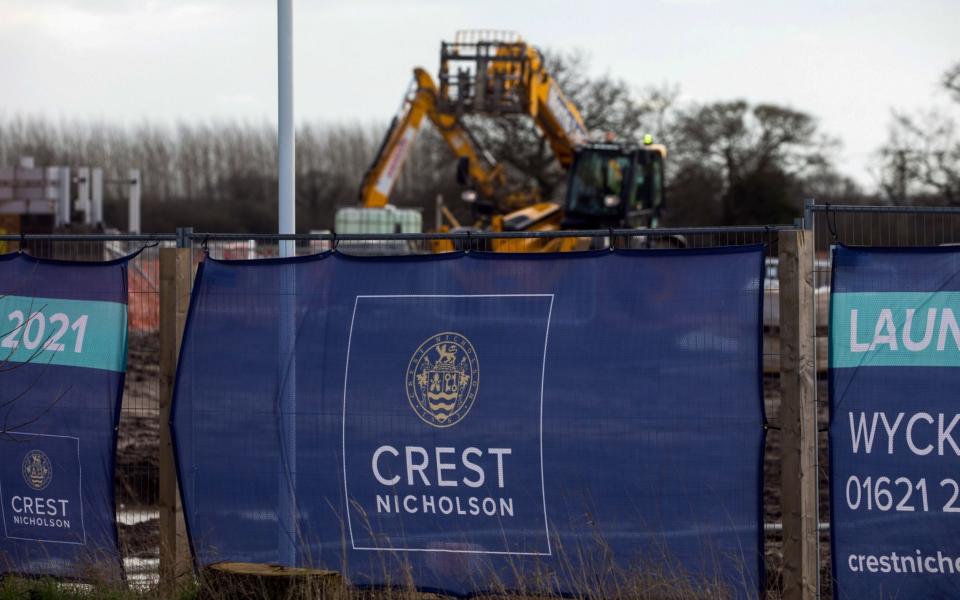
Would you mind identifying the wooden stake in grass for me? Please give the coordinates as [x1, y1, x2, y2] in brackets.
[201, 562, 340, 600]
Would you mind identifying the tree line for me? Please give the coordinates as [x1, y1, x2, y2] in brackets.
[0, 55, 956, 232]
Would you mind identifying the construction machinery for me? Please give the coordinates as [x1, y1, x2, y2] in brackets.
[356, 67, 536, 217]
[437, 30, 667, 250]
[347, 31, 668, 251]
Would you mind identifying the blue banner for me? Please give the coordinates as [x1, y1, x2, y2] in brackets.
[0, 252, 129, 579]
[830, 245, 960, 598]
[173, 247, 765, 597]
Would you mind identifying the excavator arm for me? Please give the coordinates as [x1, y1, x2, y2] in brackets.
[359, 68, 507, 208]
[524, 52, 590, 168]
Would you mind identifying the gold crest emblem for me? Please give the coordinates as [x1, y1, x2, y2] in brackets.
[22, 450, 52, 491]
[405, 332, 479, 428]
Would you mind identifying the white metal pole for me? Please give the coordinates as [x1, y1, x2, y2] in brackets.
[59, 167, 71, 226]
[278, 0, 295, 256]
[77, 167, 91, 225]
[92, 168, 103, 226]
[277, 0, 297, 567]
[128, 169, 141, 234]
[45, 167, 61, 226]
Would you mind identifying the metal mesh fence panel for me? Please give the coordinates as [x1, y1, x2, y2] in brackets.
[191, 227, 793, 594]
[1, 234, 174, 588]
[4, 227, 796, 593]
[810, 204, 960, 599]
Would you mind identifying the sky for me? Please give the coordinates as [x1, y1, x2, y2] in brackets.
[0, 0, 957, 189]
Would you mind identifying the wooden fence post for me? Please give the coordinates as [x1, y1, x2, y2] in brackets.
[159, 247, 192, 595]
[778, 230, 818, 600]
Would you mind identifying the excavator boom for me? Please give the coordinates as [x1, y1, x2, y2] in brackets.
[358, 68, 506, 208]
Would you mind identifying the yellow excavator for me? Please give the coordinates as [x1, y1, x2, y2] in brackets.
[351, 31, 668, 252]
[357, 67, 536, 215]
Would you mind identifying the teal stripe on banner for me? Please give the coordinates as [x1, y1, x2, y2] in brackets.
[831, 291, 960, 368]
[0, 295, 127, 372]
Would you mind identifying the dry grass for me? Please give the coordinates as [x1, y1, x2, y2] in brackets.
[1, 551, 784, 600]
[1, 500, 784, 599]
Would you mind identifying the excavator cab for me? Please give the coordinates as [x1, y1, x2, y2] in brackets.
[562, 143, 666, 230]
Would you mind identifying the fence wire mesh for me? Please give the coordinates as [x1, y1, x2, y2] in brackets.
[810, 203, 960, 599]
[0, 234, 174, 588]
[7, 210, 960, 597]
[3, 226, 797, 594]
[191, 226, 793, 595]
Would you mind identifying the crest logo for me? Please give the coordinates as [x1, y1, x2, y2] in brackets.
[406, 332, 479, 428]
[22, 450, 52, 491]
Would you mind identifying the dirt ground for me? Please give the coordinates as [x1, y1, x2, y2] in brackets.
[116, 332, 160, 563]
[763, 375, 833, 598]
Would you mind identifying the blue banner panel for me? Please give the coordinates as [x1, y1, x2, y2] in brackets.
[173, 248, 764, 597]
[830, 245, 960, 598]
[0, 252, 128, 580]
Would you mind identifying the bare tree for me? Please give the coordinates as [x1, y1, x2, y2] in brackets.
[669, 100, 844, 224]
[1, 53, 860, 231]
[0, 284, 73, 439]
[876, 60, 960, 204]
[944, 62, 960, 104]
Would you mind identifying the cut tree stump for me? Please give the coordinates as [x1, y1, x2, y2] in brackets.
[201, 562, 341, 600]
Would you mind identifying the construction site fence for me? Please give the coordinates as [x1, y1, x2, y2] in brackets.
[4, 203, 960, 597]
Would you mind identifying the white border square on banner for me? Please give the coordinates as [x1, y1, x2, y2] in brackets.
[341, 294, 554, 556]
[0, 432, 86, 545]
